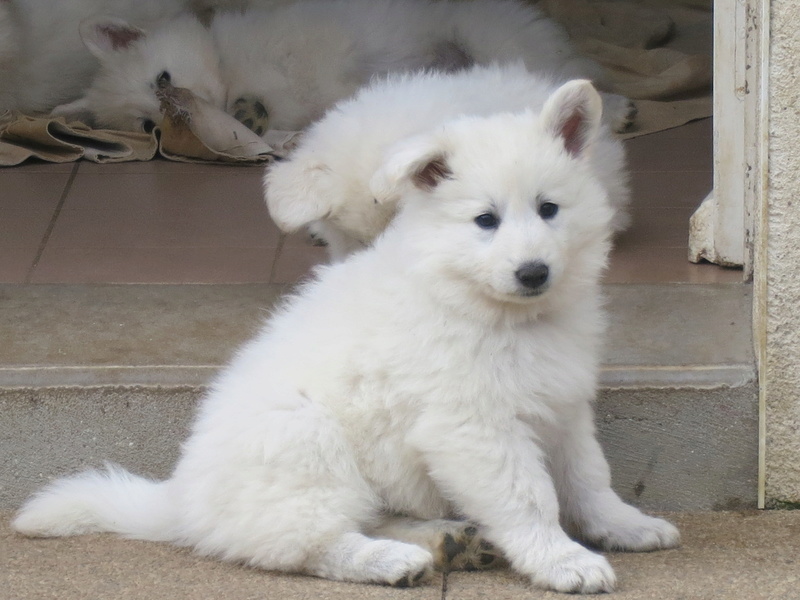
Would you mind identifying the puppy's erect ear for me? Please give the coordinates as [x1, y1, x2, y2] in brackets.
[540, 79, 602, 158]
[264, 158, 335, 232]
[370, 134, 451, 204]
[79, 16, 146, 59]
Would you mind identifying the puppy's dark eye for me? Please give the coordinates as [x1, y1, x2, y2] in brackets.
[156, 71, 171, 87]
[141, 119, 156, 133]
[539, 202, 559, 219]
[474, 213, 500, 230]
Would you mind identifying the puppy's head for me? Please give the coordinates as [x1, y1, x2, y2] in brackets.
[371, 80, 614, 309]
[51, 15, 226, 132]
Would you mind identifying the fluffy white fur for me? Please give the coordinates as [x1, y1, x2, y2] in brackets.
[16, 0, 634, 133]
[0, 0, 189, 113]
[13, 80, 678, 594]
[266, 63, 631, 261]
[51, 14, 227, 132]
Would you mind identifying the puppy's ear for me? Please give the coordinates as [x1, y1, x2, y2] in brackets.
[50, 97, 97, 128]
[540, 79, 602, 158]
[79, 16, 146, 59]
[370, 134, 451, 203]
[263, 158, 335, 232]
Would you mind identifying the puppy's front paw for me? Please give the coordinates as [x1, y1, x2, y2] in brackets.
[584, 512, 681, 552]
[532, 545, 616, 594]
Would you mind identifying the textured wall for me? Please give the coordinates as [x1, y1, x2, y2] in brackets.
[766, 0, 800, 505]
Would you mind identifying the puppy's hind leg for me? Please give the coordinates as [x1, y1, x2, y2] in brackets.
[304, 531, 434, 587]
[367, 516, 508, 572]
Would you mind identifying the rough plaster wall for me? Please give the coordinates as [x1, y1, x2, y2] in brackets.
[766, 0, 800, 505]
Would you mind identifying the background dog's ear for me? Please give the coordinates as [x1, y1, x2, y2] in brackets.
[370, 134, 451, 203]
[50, 97, 97, 128]
[79, 16, 146, 59]
[264, 158, 335, 233]
[540, 80, 602, 158]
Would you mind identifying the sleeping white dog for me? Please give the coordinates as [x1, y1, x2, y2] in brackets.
[266, 62, 631, 261]
[23, 0, 634, 134]
[13, 77, 678, 594]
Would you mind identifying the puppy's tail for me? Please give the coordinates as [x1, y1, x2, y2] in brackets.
[12, 464, 177, 542]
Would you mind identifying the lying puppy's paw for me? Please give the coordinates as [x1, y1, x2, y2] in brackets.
[601, 92, 638, 133]
[435, 523, 508, 571]
[232, 95, 269, 137]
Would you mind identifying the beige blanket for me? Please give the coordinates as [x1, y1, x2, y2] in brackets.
[0, 110, 301, 167]
[541, 0, 713, 139]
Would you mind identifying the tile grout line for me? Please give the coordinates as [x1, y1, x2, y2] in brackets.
[24, 162, 80, 284]
[268, 232, 287, 283]
[440, 570, 449, 600]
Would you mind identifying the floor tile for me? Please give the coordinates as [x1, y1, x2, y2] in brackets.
[31, 246, 277, 284]
[624, 118, 713, 173]
[606, 246, 743, 284]
[628, 170, 712, 211]
[0, 248, 38, 283]
[46, 172, 280, 249]
[270, 243, 328, 284]
[76, 159, 268, 175]
[0, 161, 76, 173]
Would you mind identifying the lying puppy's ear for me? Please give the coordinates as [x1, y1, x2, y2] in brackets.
[79, 16, 146, 59]
[540, 79, 602, 158]
[370, 134, 451, 203]
[50, 97, 97, 128]
[263, 158, 334, 233]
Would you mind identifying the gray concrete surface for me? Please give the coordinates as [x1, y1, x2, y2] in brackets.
[3, 511, 799, 600]
[0, 283, 757, 511]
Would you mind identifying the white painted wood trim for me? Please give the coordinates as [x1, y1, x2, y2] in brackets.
[689, 0, 766, 274]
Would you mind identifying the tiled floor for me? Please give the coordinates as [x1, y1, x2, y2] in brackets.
[0, 118, 742, 285]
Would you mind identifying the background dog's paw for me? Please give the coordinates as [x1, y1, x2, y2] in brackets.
[601, 92, 637, 133]
[532, 546, 616, 594]
[586, 514, 681, 552]
[232, 95, 269, 137]
[385, 546, 435, 587]
[435, 523, 508, 571]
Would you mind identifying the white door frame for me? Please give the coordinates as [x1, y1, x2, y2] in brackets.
[688, 0, 769, 279]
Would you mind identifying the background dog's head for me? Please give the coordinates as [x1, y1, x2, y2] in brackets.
[369, 80, 614, 309]
[51, 15, 226, 133]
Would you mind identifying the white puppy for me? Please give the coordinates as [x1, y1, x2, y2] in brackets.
[266, 62, 631, 261]
[13, 79, 678, 594]
[42, 0, 633, 133]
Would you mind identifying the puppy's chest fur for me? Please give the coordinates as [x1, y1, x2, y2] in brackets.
[323, 307, 600, 516]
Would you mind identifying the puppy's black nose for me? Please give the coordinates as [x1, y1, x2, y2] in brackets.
[515, 261, 549, 290]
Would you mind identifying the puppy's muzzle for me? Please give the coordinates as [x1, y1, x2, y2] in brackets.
[514, 261, 550, 295]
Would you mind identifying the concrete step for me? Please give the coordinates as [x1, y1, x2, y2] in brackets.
[0, 282, 756, 511]
[4, 511, 798, 599]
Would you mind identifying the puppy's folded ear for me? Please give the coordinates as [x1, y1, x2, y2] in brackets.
[540, 79, 602, 158]
[370, 134, 452, 204]
[79, 16, 146, 59]
[263, 157, 335, 233]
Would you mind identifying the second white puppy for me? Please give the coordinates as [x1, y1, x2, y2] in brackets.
[266, 63, 631, 261]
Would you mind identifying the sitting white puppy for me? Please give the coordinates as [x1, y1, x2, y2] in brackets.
[13, 79, 678, 594]
[266, 63, 631, 261]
